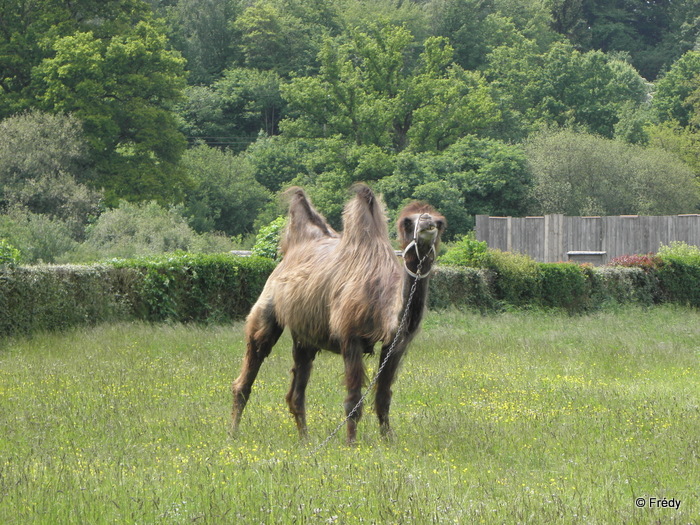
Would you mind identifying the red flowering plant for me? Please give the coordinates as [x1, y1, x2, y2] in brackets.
[607, 253, 663, 271]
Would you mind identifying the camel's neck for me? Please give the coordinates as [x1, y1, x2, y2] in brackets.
[400, 252, 435, 336]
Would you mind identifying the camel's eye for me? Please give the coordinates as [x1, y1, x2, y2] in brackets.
[402, 217, 413, 234]
[436, 220, 445, 231]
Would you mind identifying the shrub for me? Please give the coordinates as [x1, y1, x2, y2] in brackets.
[0, 239, 21, 267]
[526, 128, 700, 215]
[0, 254, 276, 337]
[590, 266, 660, 307]
[439, 242, 540, 306]
[658, 241, 700, 265]
[0, 208, 77, 263]
[439, 232, 489, 267]
[65, 201, 235, 263]
[251, 216, 286, 260]
[180, 144, 270, 236]
[436, 248, 674, 312]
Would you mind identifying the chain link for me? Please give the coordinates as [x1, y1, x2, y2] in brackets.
[308, 252, 429, 455]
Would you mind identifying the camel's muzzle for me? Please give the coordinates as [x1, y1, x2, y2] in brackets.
[402, 213, 443, 279]
[416, 216, 440, 244]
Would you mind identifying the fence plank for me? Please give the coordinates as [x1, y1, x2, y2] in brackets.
[476, 214, 700, 265]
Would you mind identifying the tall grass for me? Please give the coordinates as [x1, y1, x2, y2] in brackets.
[1, 306, 699, 523]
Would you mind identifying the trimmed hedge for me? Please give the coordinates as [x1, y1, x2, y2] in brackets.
[2, 252, 698, 338]
[431, 264, 664, 314]
[657, 260, 700, 307]
[588, 266, 661, 307]
[538, 263, 590, 311]
[428, 266, 498, 312]
[109, 253, 276, 322]
[1, 254, 276, 338]
[0, 264, 133, 336]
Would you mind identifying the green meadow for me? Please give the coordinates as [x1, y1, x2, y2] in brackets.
[1, 306, 699, 524]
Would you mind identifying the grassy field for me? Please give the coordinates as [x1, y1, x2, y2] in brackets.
[1, 306, 699, 524]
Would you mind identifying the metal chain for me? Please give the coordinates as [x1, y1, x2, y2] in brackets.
[308, 251, 430, 455]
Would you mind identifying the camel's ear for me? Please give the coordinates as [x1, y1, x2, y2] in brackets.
[400, 216, 414, 240]
[435, 218, 446, 233]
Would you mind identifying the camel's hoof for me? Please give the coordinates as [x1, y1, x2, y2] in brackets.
[380, 429, 396, 443]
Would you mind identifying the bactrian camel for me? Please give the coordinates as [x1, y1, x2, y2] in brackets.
[231, 184, 445, 443]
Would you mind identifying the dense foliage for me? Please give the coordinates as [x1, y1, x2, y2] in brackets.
[1, 0, 700, 261]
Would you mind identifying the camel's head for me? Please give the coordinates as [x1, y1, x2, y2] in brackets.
[397, 202, 446, 260]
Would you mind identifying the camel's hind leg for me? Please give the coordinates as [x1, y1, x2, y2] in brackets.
[285, 338, 318, 438]
[231, 302, 283, 435]
[375, 343, 407, 439]
[342, 337, 370, 444]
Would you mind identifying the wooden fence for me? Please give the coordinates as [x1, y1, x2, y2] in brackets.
[475, 214, 700, 265]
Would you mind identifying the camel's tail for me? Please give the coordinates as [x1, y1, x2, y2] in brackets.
[281, 187, 338, 253]
[340, 183, 391, 247]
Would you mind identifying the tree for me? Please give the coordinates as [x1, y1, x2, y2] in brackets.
[336, 0, 429, 43]
[407, 45, 500, 151]
[646, 122, 700, 175]
[0, 0, 153, 118]
[281, 26, 501, 151]
[549, 0, 589, 45]
[429, 0, 558, 71]
[180, 145, 270, 236]
[377, 136, 531, 239]
[177, 67, 285, 149]
[177, 86, 229, 146]
[157, 0, 241, 84]
[286, 138, 397, 229]
[688, 80, 700, 131]
[280, 24, 413, 149]
[0, 110, 102, 238]
[32, 21, 189, 204]
[243, 136, 315, 192]
[486, 40, 649, 138]
[653, 50, 700, 129]
[549, 0, 700, 80]
[232, 0, 329, 77]
[525, 128, 700, 216]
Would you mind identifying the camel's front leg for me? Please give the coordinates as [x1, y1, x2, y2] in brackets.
[342, 338, 367, 444]
[375, 342, 407, 439]
[286, 339, 318, 438]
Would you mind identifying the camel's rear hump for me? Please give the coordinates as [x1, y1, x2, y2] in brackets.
[281, 187, 338, 254]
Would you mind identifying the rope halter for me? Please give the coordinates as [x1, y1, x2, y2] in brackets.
[402, 213, 438, 280]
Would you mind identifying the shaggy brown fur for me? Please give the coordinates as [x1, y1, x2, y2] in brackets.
[231, 184, 445, 443]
